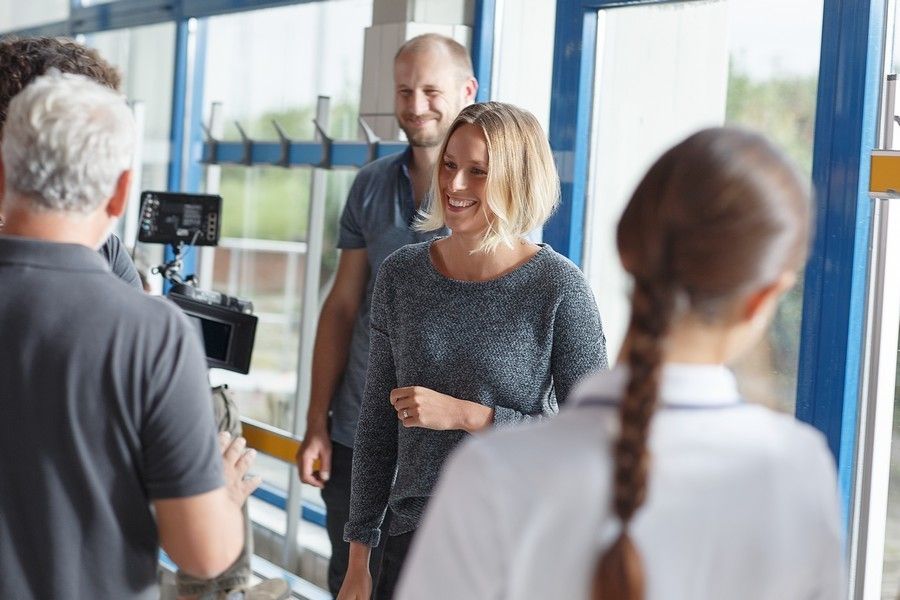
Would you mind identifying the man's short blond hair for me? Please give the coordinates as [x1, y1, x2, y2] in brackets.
[394, 33, 474, 82]
[416, 102, 560, 253]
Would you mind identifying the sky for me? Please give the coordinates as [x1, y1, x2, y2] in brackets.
[726, 0, 824, 80]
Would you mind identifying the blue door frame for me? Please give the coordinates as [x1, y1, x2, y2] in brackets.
[545, 0, 887, 525]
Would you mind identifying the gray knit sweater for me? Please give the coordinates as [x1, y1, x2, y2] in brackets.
[344, 240, 608, 547]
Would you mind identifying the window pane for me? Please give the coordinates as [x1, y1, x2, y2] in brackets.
[204, 0, 372, 140]
[583, 0, 821, 414]
[0, 0, 68, 32]
[85, 23, 175, 192]
[492, 0, 556, 129]
[206, 169, 355, 432]
[201, 0, 372, 431]
[85, 23, 176, 281]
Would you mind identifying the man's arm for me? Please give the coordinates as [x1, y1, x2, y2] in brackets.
[98, 233, 143, 289]
[296, 248, 370, 487]
[154, 433, 260, 579]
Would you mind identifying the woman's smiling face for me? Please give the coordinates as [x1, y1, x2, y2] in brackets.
[439, 123, 492, 238]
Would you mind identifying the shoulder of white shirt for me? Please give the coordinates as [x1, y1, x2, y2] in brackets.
[569, 363, 742, 409]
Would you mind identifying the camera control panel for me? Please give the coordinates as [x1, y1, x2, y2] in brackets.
[138, 191, 221, 246]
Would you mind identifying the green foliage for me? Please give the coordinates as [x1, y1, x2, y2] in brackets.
[726, 64, 817, 175]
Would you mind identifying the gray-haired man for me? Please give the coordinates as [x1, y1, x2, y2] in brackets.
[0, 71, 256, 600]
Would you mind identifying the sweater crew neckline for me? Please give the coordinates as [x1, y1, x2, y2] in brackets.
[423, 237, 551, 285]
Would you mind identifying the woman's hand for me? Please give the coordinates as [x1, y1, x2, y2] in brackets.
[390, 386, 493, 433]
[337, 544, 373, 600]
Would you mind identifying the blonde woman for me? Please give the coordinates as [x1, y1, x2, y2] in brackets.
[336, 102, 608, 600]
[396, 128, 842, 600]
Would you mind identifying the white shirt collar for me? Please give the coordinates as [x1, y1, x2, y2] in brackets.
[570, 363, 742, 409]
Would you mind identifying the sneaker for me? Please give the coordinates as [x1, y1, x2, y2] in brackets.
[222, 578, 291, 600]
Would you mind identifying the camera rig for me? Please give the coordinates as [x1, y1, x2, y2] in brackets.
[138, 191, 258, 374]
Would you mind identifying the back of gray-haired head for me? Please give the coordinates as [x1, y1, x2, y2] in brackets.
[1, 70, 135, 214]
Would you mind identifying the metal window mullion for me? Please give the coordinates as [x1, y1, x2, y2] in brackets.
[284, 95, 331, 568]
[849, 195, 900, 599]
[162, 19, 194, 292]
[199, 101, 224, 289]
[123, 101, 146, 250]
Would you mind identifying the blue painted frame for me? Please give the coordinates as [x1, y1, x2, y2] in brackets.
[162, 20, 196, 286]
[472, 0, 496, 102]
[2, 0, 324, 37]
[546, 0, 886, 527]
[797, 0, 886, 524]
[252, 482, 327, 527]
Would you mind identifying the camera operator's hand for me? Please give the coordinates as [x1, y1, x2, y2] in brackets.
[219, 432, 261, 507]
[296, 427, 331, 489]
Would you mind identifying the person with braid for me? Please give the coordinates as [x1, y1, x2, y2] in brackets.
[396, 127, 843, 600]
[338, 102, 608, 600]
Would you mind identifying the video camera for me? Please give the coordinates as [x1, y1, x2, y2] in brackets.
[138, 191, 258, 374]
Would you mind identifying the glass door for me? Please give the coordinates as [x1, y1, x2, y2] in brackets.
[581, 0, 823, 413]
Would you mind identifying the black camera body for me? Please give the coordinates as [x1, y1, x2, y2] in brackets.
[167, 284, 258, 375]
[139, 191, 257, 374]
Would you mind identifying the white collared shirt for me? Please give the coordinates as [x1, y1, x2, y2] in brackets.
[396, 364, 843, 600]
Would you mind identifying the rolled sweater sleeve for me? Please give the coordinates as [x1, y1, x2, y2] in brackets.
[494, 270, 607, 425]
[343, 263, 399, 547]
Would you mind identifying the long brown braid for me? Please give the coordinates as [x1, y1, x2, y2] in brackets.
[592, 128, 811, 600]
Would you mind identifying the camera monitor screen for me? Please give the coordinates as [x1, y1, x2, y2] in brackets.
[190, 317, 231, 362]
[168, 292, 257, 374]
[138, 191, 221, 246]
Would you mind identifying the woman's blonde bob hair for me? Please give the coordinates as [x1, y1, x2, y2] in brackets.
[415, 101, 560, 253]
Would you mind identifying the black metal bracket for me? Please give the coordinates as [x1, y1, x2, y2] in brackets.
[358, 116, 381, 165]
[201, 122, 219, 165]
[272, 120, 293, 168]
[234, 121, 253, 166]
[312, 118, 333, 169]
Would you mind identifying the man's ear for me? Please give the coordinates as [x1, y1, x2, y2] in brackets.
[106, 170, 132, 218]
[463, 77, 479, 103]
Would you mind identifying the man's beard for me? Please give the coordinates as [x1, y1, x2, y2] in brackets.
[397, 110, 454, 148]
[403, 128, 444, 148]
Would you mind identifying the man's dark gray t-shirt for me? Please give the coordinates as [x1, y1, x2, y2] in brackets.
[100, 232, 142, 289]
[0, 236, 223, 600]
[330, 148, 446, 448]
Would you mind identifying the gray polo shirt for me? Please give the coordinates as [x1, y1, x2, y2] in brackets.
[0, 235, 223, 600]
[100, 232, 143, 289]
[330, 148, 446, 448]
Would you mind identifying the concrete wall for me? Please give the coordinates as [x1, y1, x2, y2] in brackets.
[360, 0, 474, 139]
